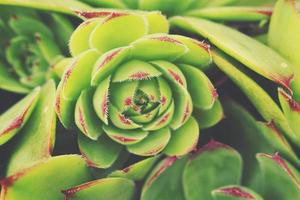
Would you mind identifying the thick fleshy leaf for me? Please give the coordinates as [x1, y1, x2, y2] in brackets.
[170, 16, 294, 90]
[110, 81, 138, 112]
[268, 0, 300, 102]
[75, 89, 104, 140]
[157, 77, 172, 115]
[143, 101, 174, 131]
[224, 100, 299, 170]
[60, 49, 99, 99]
[131, 34, 188, 62]
[194, 100, 224, 129]
[151, 60, 187, 89]
[78, 134, 122, 168]
[56, 49, 100, 128]
[0, 155, 92, 200]
[186, 6, 271, 22]
[91, 46, 131, 85]
[112, 60, 162, 82]
[179, 64, 217, 109]
[131, 106, 160, 124]
[0, 87, 40, 145]
[93, 76, 110, 125]
[139, 0, 194, 16]
[35, 33, 61, 63]
[63, 178, 135, 200]
[103, 125, 148, 145]
[257, 153, 300, 200]
[278, 88, 300, 141]
[212, 51, 299, 146]
[183, 141, 242, 200]
[173, 35, 212, 70]
[9, 15, 53, 39]
[191, 0, 236, 8]
[164, 117, 199, 156]
[0, 64, 30, 93]
[69, 18, 102, 56]
[170, 87, 193, 130]
[0, 0, 90, 15]
[109, 105, 142, 130]
[109, 156, 159, 181]
[212, 185, 263, 200]
[90, 13, 147, 54]
[141, 157, 187, 200]
[6, 80, 56, 176]
[127, 127, 171, 156]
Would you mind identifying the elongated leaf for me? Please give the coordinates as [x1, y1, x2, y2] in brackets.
[186, 6, 271, 22]
[0, 87, 40, 145]
[0, 155, 92, 200]
[211, 51, 299, 146]
[268, 0, 300, 102]
[0, 0, 90, 15]
[170, 16, 294, 90]
[6, 80, 56, 176]
[63, 178, 135, 200]
[257, 153, 300, 200]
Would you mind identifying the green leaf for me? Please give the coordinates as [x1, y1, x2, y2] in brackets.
[0, 155, 92, 200]
[268, 0, 300, 102]
[109, 105, 142, 130]
[186, 6, 271, 22]
[127, 127, 171, 156]
[6, 80, 56, 176]
[257, 153, 300, 200]
[170, 16, 294, 90]
[78, 134, 122, 168]
[141, 156, 187, 200]
[278, 88, 300, 143]
[90, 13, 147, 54]
[212, 185, 263, 200]
[112, 60, 162, 82]
[0, 87, 40, 145]
[183, 141, 242, 200]
[62, 178, 135, 200]
[93, 76, 110, 125]
[173, 35, 212, 70]
[75, 89, 104, 140]
[109, 156, 159, 181]
[131, 34, 188, 62]
[164, 117, 199, 156]
[194, 100, 224, 129]
[69, 18, 102, 57]
[0, 63, 30, 93]
[211, 51, 299, 146]
[179, 64, 217, 110]
[103, 125, 148, 145]
[0, 0, 90, 15]
[143, 101, 174, 131]
[56, 49, 100, 128]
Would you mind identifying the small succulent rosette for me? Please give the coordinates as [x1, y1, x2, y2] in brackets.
[56, 10, 221, 168]
[0, 7, 73, 93]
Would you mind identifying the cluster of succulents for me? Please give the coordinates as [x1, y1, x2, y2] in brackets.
[0, 0, 300, 199]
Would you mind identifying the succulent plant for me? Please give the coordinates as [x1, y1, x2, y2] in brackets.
[1, 0, 300, 200]
[55, 10, 223, 168]
[0, 7, 74, 93]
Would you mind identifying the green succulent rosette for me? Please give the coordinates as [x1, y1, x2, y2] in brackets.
[0, 7, 74, 93]
[55, 10, 221, 168]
